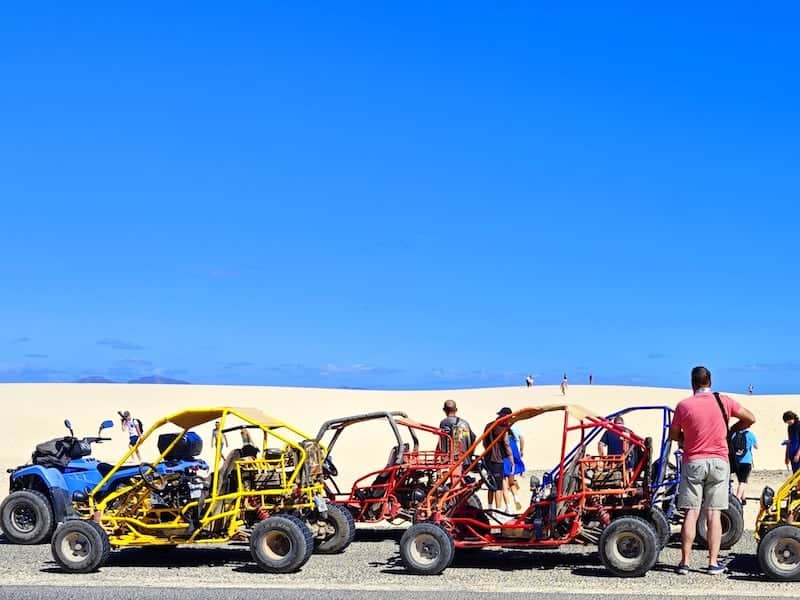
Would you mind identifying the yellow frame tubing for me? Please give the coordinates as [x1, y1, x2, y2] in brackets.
[88, 406, 327, 548]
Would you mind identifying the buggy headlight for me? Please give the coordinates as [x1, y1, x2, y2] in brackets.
[761, 486, 775, 510]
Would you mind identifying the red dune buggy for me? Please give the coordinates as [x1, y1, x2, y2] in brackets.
[399, 404, 662, 577]
[314, 411, 465, 524]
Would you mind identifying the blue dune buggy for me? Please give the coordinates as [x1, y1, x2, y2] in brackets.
[1, 418, 208, 544]
[546, 405, 743, 549]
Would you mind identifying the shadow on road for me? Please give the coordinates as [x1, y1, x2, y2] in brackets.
[376, 547, 600, 575]
[355, 528, 403, 543]
[40, 547, 253, 574]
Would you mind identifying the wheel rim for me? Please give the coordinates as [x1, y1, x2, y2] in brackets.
[261, 530, 292, 561]
[610, 531, 644, 566]
[770, 536, 800, 574]
[60, 531, 92, 564]
[409, 532, 441, 567]
[11, 505, 36, 533]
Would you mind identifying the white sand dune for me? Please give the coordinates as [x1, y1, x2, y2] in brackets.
[0, 383, 794, 502]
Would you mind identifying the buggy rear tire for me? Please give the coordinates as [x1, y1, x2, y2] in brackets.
[51, 519, 110, 573]
[598, 516, 658, 577]
[758, 525, 800, 581]
[728, 493, 743, 515]
[250, 515, 311, 573]
[649, 507, 671, 549]
[399, 522, 454, 575]
[696, 504, 744, 550]
[0, 489, 54, 544]
[313, 503, 355, 554]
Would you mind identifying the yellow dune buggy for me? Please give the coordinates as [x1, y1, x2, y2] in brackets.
[755, 470, 800, 580]
[49, 406, 354, 574]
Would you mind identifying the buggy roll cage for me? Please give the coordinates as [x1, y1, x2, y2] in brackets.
[418, 404, 651, 517]
[314, 411, 454, 465]
[553, 405, 674, 497]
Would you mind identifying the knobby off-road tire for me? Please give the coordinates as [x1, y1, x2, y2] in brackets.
[649, 507, 671, 550]
[758, 525, 800, 581]
[250, 515, 312, 573]
[728, 493, 743, 515]
[597, 516, 659, 577]
[399, 522, 455, 575]
[0, 490, 54, 544]
[696, 503, 744, 550]
[51, 520, 110, 573]
[313, 503, 356, 554]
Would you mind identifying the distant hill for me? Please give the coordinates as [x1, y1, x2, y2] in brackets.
[76, 376, 116, 383]
[127, 375, 190, 384]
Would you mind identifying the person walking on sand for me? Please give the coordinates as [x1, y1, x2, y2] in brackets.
[525, 375, 533, 388]
[669, 366, 755, 575]
[211, 420, 228, 454]
[732, 427, 758, 503]
[483, 409, 513, 517]
[502, 412, 525, 511]
[561, 373, 568, 396]
[783, 411, 800, 473]
[589, 373, 593, 385]
[119, 410, 143, 462]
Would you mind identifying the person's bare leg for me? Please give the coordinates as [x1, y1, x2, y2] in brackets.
[736, 481, 744, 501]
[502, 478, 515, 511]
[705, 509, 722, 566]
[681, 508, 700, 567]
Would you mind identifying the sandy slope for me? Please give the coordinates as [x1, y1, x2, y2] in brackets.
[0, 383, 794, 501]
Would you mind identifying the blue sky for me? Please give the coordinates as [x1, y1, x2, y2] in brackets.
[1, 3, 798, 391]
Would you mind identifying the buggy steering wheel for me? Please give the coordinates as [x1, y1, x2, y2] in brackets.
[323, 455, 338, 477]
[138, 463, 168, 492]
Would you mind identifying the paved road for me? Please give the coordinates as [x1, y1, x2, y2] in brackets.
[0, 588, 797, 600]
[0, 528, 797, 599]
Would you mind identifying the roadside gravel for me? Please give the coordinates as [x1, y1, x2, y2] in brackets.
[0, 526, 796, 598]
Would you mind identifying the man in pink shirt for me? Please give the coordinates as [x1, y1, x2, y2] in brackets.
[669, 366, 755, 575]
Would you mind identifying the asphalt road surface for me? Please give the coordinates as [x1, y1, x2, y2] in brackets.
[0, 528, 797, 599]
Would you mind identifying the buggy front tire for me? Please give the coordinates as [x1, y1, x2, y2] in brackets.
[0, 490, 54, 545]
[399, 522, 454, 575]
[51, 520, 110, 573]
[758, 525, 800, 581]
[696, 504, 744, 550]
[598, 516, 658, 577]
[649, 507, 671, 549]
[313, 503, 355, 554]
[250, 515, 311, 573]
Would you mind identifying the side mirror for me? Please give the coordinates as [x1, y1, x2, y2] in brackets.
[99, 420, 114, 435]
[64, 419, 74, 436]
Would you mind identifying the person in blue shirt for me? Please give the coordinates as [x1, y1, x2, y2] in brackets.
[598, 416, 637, 468]
[734, 429, 758, 503]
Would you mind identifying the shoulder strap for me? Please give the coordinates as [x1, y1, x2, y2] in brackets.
[713, 392, 730, 435]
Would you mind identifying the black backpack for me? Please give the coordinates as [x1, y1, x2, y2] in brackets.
[730, 430, 748, 461]
[31, 437, 75, 470]
[134, 418, 144, 433]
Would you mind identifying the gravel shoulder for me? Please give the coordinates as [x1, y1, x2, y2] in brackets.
[0, 526, 796, 598]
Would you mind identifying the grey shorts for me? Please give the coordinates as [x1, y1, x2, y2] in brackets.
[677, 458, 730, 510]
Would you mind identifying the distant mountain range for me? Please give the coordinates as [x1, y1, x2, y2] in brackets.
[75, 375, 190, 384]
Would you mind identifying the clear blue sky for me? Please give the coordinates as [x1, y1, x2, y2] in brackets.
[1, 3, 798, 391]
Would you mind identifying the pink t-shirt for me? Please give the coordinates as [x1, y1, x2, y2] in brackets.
[673, 392, 741, 462]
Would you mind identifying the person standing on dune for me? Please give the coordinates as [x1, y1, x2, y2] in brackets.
[561, 374, 568, 395]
